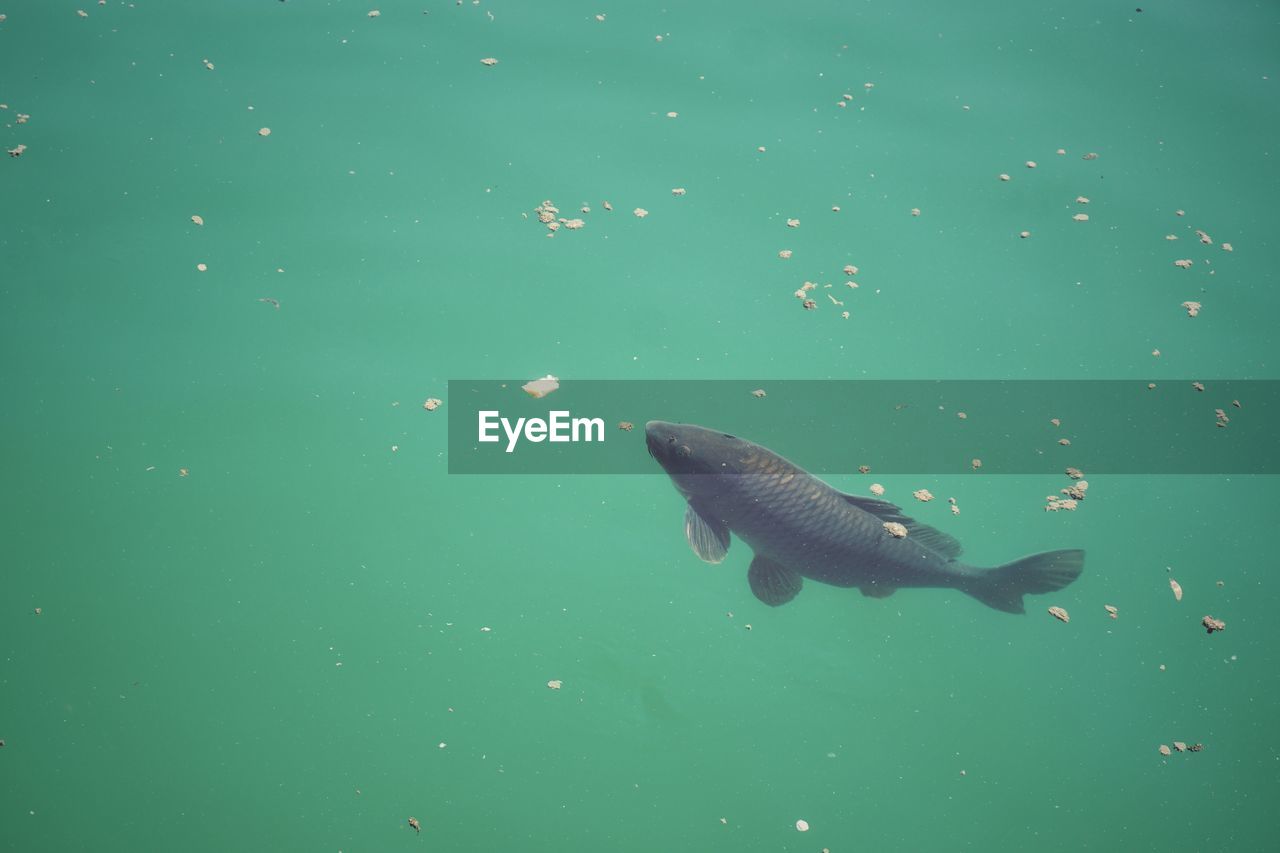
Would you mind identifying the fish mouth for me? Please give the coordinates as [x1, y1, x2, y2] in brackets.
[644, 421, 664, 463]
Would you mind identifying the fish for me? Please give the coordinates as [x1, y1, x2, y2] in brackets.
[645, 421, 1083, 613]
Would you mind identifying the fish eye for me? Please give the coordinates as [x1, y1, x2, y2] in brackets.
[676, 444, 692, 458]
[667, 435, 677, 444]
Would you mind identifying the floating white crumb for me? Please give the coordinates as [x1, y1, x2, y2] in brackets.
[423, 398, 442, 411]
[633, 208, 648, 218]
[1181, 301, 1201, 317]
[480, 57, 499, 66]
[522, 375, 560, 398]
[1047, 606, 1070, 623]
[258, 127, 271, 137]
[870, 483, 885, 496]
[913, 489, 934, 502]
[883, 522, 907, 539]
[1170, 578, 1183, 601]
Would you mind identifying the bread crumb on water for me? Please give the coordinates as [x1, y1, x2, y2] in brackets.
[522, 375, 559, 398]
[422, 398, 442, 411]
[912, 489, 934, 502]
[869, 483, 885, 496]
[1202, 615, 1225, 634]
[1047, 606, 1070, 623]
[883, 521, 908, 538]
[1169, 578, 1183, 601]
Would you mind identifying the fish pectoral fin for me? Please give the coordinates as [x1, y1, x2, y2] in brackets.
[684, 501, 730, 563]
[747, 554, 802, 606]
[859, 583, 897, 598]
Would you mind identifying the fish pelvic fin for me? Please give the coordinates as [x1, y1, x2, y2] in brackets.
[748, 554, 802, 606]
[962, 549, 1085, 614]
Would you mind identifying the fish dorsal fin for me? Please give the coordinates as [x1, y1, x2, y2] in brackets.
[685, 501, 730, 563]
[747, 554, 802, 606]
[839, 492, 964, 559]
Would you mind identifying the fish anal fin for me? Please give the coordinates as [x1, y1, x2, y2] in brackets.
[685, 501, 730, 563]
[747, 554, 802, 606]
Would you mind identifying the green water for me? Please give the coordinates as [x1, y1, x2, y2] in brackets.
[2, 1, 1277, 851]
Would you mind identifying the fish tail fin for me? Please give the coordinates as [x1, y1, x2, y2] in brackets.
[961, 549, 1084, 614]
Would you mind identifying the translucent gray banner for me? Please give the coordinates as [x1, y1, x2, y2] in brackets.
[444, 380, 1277, 474]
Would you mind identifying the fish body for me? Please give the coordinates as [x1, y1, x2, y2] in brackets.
[645, 421, 1083, 612]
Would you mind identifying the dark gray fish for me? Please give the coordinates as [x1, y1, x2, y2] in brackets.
[646, 421, 1083, 613]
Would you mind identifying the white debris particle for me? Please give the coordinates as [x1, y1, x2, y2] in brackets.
[795, 820, 810, 832]
[191, 215, 204, 226]
[522, 375, 560, 398]
[1181, 301, 1201, 317]
[912, 489, 934, 502]
[751, 389, 767, 398]
[257, 127, 271, 137]
[633, 208, 649, 218]
[547, 679, 563, 690]
[1072, 213, 1089, 222]
[196, 263, 208, 272]
[883, 521, 908, 538]
[423, 398, 442, 411]
[1170, 579, 1183, 601]
[1173, 259, 1193, 269]
[1047, 606, 1070, 623]
[671, 187, 686, 196]
[1026, 161, 1037, 169]
[480, 57, 499, 66]
[998, 174, 1011, 182]
[778, 250, 793, 259]
[786, 218, 800, 228]
[843, 264, 859, 276]
[666, 111, 678, 118]
[870, 483, 885, 496]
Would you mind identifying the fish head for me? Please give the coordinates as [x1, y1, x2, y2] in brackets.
[646, 421, 750, 497]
